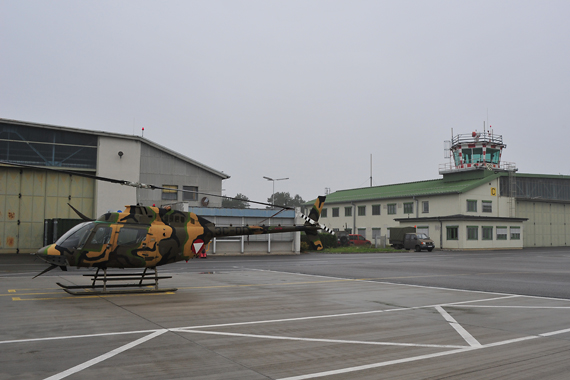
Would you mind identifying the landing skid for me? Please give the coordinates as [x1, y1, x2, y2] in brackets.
[57, 267, 178, 295]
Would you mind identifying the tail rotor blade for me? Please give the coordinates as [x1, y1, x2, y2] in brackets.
[300, 213, 334, 234]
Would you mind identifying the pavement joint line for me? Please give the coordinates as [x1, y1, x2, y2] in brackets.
[248, 267, 570, 301]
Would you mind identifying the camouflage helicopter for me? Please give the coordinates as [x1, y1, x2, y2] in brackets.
[2, 161, 332, 295]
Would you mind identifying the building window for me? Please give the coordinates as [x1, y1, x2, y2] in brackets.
[403, 202, 414, 214]
[482, 201, 492, 213]
[161, 185, 178, 201]
[422, 201, 429, 213]
[467, 200, 477, 212]
[358, 228, 366, 238]
[467, 226, 478, 240]
[372, 205, 381, 215]
[332, 208, 339, 217]
[497, 226, 507, 240]
[387, 203, 397, 215]
[182, 186, 198, 201]
[345, 207, 352, 217]
[510, 226, 521, 240]
[446, 226, 459, 240]
[372, 228, 381, 239]
[358, 206, 366, 216]
[321, 208, 327, 218]
[482, 226, 493, 240]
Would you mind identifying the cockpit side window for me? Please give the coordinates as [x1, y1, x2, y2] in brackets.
[117, 227, 147, 246]
[83, 225, 113, 250]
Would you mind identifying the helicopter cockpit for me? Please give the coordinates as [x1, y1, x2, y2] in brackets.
[55, 221, 147, 251]
[55, 222, 114, 250]
[55, 222, 95, 250]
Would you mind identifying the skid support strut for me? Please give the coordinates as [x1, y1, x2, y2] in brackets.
[56, 267, 177, 295]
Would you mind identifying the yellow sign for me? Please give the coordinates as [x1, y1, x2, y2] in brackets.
[491, 187, 497, 196]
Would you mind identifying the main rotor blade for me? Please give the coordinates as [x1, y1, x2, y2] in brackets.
[68, 203, 94, 221]
[0, 160, 293, 211]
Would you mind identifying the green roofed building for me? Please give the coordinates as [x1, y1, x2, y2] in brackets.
[309, 131, 570, 250]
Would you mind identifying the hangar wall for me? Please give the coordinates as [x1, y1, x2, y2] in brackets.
[517, 201, 570, 247]
[1, 118, 228, 254]
[0, 167, 94, 253]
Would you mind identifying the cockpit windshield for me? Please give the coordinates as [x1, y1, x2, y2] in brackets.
[55, 222, 95, 249]
[417, 233, 429, 239]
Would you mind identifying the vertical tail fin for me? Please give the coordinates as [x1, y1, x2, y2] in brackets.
[307, 196, 326, 223]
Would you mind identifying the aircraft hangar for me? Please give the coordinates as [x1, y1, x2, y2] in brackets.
[0, 118, 229, 254]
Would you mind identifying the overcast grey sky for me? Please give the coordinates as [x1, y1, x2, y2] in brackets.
[1, 1, 569, 204]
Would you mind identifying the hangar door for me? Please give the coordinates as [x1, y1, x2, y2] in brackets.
[0, 167, 95, 253]
[517, 201, 570, 247]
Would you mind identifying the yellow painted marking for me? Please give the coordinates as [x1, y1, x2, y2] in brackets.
[2, 292, 62, 297]
[11, 292, 176, 301]
[3, 287, 62, 293]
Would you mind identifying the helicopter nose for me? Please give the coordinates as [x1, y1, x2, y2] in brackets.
[35, 245, 68, 266]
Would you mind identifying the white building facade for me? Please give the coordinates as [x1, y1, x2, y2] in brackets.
[312, 131, 570, 250]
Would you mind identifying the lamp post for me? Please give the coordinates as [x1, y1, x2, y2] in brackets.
[263, 176, 289, 208]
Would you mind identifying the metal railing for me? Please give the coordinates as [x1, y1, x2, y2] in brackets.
[439, 161, 517, 173]
[451, 132, 503, 146]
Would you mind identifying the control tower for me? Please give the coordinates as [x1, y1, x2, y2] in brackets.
[439, 130, 517, 175]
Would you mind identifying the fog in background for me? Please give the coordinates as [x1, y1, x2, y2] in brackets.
[2, 1, 569, 204]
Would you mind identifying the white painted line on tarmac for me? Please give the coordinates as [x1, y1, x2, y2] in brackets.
[174, 295, 520, 331]
[276, 333, 553, 380]
[435, 306, 482, 347]
[277, 346, 477, 380]
[176, 329, 467, 349]
[539, 327, 570, 337]
[447, 305, 570, 309]
[42, 329, 168, 380]
[0, 329, 161, 345]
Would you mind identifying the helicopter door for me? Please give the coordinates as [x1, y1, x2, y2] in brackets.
[82, 224, 115, 264]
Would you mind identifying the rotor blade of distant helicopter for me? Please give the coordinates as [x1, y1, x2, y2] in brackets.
[0, 160, 294, 210]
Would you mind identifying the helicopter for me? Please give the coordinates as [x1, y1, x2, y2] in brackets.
[1, 161, 332, 295]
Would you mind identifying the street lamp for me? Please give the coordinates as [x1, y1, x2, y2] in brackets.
[263, 176, 289, 208]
